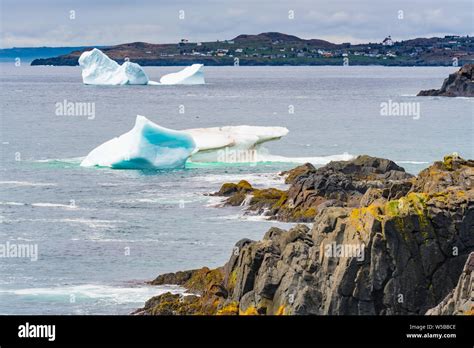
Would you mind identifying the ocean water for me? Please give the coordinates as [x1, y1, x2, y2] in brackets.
[0, 64, 472, 314]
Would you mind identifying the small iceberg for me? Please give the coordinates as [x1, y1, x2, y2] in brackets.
[78, 49, 205, 85]
[81, 116, 289, 169]
[79, 48, 153, 85]
[80, 116, 196, 169]
[160, 64, 205, 85]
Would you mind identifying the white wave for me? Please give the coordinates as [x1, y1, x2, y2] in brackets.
[395, 160, 429, 164]
[210, 213, 273, 222]
[34, 157, 84, 164]
[209, 213, 309, 229]
[0, 283, 189, 304]
[116, 191, 204, 205]
[0, 202, 83, 210]
[0, 201, 26, 206]
[0, 181, 57, 187]
[116, 197, 195, 205]
[3, 217, 125, 229]
[77, 238, 164, 242]
[98, 182, 121, 187]
[31, 203, 78, 209]
[51, 218, 124, 229]
[190, 172, 287, 189]
[204, 196, 227, 208]
[240, 194, 253, 207]
[256, 151, 355, 165]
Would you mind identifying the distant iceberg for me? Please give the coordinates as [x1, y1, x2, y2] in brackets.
[78, 49, 205, 85]
[80, 116, 196, 169]
[81, 116, 289, 169]
[160, 64, 205, 85]
[79, 48, 153, 85]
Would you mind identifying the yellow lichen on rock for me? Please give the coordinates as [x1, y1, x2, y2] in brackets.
[216, 301, 239, 315]
[239, 306, 259, 315]
[275, 305, 287, 315]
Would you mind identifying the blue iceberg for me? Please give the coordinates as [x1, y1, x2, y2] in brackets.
[81, 115, 289, 170]
[80, 116, 196, 169]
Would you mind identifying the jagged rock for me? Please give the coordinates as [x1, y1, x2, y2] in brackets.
[215, 155, 413, 222]
[138, 155, 473, 315]
[426, 252, 473, 315]
[411, 153, 474, 194]
[215, 180, 253, 197]
[149, 267, 223, 294]
[280, 163, 316, 184]
[149, 269, 196, 286]
[417, 64, 474, 97]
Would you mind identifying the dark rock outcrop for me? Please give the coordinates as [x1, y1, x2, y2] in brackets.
[426, 252, 473, 315]
[417, 64, 474, 97]
[149, 267, 224, 295]
[215, 155, 413, 222]
[136, 154, 474, 315]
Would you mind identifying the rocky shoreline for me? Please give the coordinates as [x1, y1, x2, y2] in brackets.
[135, 154, 473, 315]
[213, 156, 414, 222]
[417, 64, 474, 97]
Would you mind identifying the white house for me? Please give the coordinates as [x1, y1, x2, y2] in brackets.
[382, 36, 394, 46]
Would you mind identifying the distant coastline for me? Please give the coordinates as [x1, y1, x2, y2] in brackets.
[0, 46, 105, 63]
[1, 32, 472, 67]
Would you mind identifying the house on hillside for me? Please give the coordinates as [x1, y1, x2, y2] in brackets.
[382, 36, 394, 46]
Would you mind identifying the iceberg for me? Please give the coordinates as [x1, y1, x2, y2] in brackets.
[79, 48, 153, 85]
[78, 49, 205, 85]
[81, 116, 289, 169]
[160, 64, 205, 85]
[80, 116, 196, 169]
[184, 126, 288, 162]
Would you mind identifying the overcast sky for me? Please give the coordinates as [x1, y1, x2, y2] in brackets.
[1, 0, 473, 48]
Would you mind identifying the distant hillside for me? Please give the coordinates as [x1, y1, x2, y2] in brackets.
[0, 46, 104, 63]
[232, 32, 337, 49]
[30, 32, 474, 67]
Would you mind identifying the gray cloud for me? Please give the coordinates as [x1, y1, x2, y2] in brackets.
[1, 0, 473, 48]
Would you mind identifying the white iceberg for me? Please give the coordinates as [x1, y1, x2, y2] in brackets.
[185, 126, 288, 163]
[81, 116, 289, 169]
[78, 49, 205, 85]
[80, 116, 196, 169]
[160, 64, 205, 85]
[79, 48, 153, 85]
